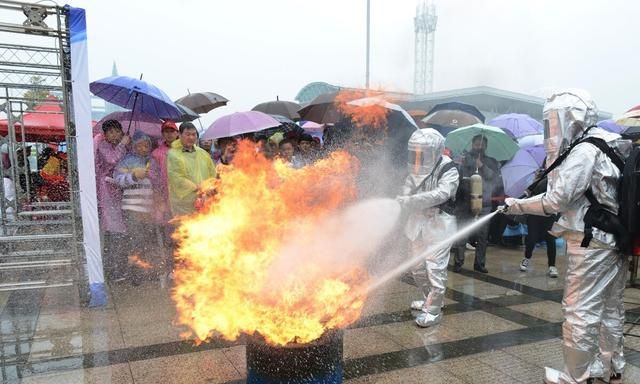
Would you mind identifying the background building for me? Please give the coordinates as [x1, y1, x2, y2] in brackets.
[295, 82, 612, 122]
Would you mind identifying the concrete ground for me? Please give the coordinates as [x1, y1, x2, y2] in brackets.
[2, 245, 640, 383]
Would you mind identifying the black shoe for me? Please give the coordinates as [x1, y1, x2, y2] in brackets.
[609, 373, 622, 384]
[453, 264, 462, 273]
[474, 266, 488, 273]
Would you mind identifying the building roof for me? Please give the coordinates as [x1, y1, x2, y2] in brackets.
[294, 81, 413, 106]
[294, 83, 612, 121]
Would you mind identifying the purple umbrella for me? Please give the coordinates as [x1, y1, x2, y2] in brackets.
[202, 111, 280, 140]
[501, 145, 545, 197]
[597, 120, 625, 134]
[525, 145, 546, 166]
[517, 134, 543, 148]
[488, 113, 543, 139]
[94, 111, 163, 139]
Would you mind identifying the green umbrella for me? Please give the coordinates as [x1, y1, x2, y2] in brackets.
[444, 123, 519, 161]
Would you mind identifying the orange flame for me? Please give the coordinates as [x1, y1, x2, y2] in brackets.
[128, 255, 152, 270]
[335, 89, 390, 129]
[172, 140, 367, 346]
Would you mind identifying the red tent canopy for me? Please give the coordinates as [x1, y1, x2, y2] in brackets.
[0, 96, 94, 142]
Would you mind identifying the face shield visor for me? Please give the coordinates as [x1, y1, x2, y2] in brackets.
[407, 128, 444, 175]
[542, 91, 598, 164]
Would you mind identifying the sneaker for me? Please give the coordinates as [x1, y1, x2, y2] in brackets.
[548, 266, 559, 278]
[465, 243, 476, 251]
[453, 264, 462, 273]
[474, 266, 488, 274]
[519, 258, 529, 272]
[410, 300, 425, 311]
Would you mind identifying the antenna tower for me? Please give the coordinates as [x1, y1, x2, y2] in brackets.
[414, 0, 437, 94]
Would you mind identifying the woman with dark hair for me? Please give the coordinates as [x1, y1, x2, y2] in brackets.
[94, 119, 130, 281]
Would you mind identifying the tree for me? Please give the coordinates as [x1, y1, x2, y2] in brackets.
[22, 76, 50, 110]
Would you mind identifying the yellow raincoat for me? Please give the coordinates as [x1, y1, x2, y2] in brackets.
[167, 141, 216, 216]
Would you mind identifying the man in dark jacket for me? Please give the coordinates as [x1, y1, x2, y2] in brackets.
[453, 134, 500, 273]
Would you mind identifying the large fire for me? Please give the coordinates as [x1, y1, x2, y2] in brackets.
[172, 141, 368, 346]
[335, 89, 391, 129]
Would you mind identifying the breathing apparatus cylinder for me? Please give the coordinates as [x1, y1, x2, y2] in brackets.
[470, 172, 483, 217]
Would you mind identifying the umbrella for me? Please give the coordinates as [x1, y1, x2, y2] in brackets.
[488, 113, 542, 139]
[597, 120, 625, 134]
[175, 92, 229, 114]
[615, 105, 640, 127]
[174, 103, 200, 122]
[422, 102, 485, 135]
[622, 126, 640, 142]
[300, 121, 324, 131]
[256, 124, 304, 141]
[501, 145, 545, 197]
[270, 114, 295, 124]
[202, 111, 280, 140]
[252, 100, 301, 120]
[517, 134, 544, 148]
[301, 121, 325, 144]
[347, 97, 419, 129]
[94, 111, 163, 139]
[297, 92, 344, 124]
[444, 123, 519, 162]
[254, 114, 303, 139]
[90, 75, 182, 123]
[407, 109, 428, 119]
[346, 96, 418, 169]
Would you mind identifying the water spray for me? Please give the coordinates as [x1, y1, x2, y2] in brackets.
[367, 205, 503, 293]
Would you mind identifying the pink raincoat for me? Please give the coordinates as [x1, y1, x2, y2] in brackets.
[94, 134, 128, 233]
[151, 140, 172, 223]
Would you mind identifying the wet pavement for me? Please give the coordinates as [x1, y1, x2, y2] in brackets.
[2, 245, 640, 383]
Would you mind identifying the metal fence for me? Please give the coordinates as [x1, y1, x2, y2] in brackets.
[0, 0, 85, 295]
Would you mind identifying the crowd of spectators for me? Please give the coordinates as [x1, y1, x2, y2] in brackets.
[93, 119, 332, 285]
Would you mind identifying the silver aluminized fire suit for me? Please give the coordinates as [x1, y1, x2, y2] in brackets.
[505, 90, 631, 384]
[397, 128, 459, 327]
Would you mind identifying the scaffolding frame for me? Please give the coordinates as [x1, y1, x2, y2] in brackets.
[0, 0, 86, 296]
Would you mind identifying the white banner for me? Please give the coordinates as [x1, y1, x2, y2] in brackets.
[67, 5, 106, 306]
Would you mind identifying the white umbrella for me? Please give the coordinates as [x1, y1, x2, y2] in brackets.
[347, 97, 418, 129]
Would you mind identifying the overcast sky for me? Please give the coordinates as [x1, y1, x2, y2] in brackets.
[67, 0, 639, 126]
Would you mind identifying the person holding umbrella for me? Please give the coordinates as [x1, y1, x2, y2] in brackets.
[94, 119, 130, 281]
[452, 134, 500, 273]
[167, 122, 216, 216]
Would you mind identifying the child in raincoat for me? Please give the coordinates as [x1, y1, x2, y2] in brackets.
[114, 132, 161, 285]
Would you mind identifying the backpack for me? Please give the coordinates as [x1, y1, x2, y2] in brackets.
[526, 131, 640, 255]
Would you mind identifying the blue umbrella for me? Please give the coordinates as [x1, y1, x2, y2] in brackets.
[488, 113, 543, 139]
[501, 145, 545, 197]
[597, 120, 625, 134]
[90, 76, 182, 126]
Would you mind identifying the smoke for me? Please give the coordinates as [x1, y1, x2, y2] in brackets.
[264, 198, 402, 291]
